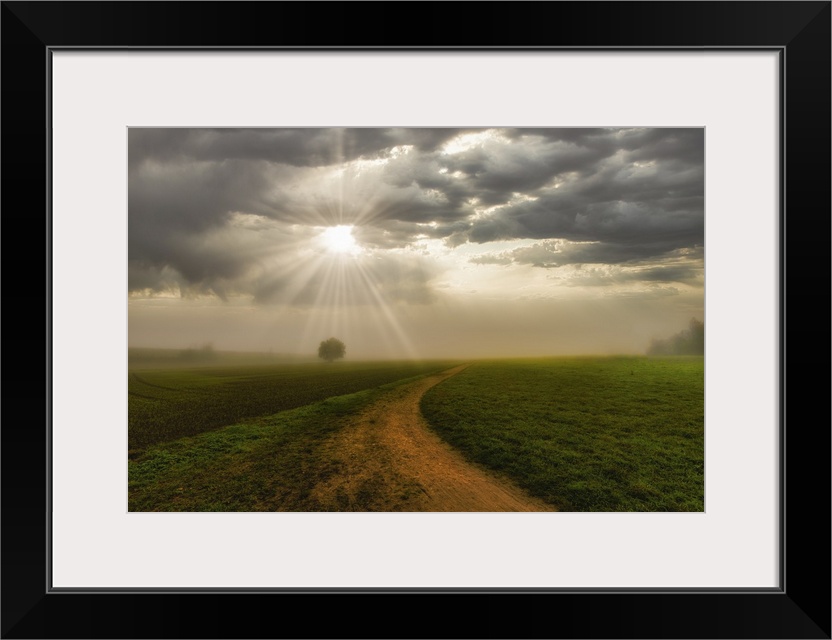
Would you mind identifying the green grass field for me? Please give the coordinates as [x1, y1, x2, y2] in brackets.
[420, 356, 704, 511]
[129, 360, 457, 453]
[130, 378, 412, 512]
[129, 355, 703, 512]
[129, 362, 457, 511]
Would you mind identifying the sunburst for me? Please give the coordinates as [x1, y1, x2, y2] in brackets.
[319, 225, 361, 256]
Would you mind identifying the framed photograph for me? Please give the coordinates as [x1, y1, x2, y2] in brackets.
[3, 2, 829, 638]
[125, 124, 707, 517]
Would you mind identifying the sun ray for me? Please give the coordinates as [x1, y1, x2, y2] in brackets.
[351, 259, 421, 360]
[296, 256, 347, 353]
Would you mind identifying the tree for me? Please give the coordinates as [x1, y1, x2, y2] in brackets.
[647, 318, 704, 356]
[318, 337, 346, 362]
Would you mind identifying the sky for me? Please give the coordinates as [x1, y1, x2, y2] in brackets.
[128, 128, 704, 359]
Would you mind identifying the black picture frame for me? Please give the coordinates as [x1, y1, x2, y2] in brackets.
[2, 2, 829, 638]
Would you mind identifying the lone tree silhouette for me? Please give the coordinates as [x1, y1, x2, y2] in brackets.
[318, 337, 346, 362]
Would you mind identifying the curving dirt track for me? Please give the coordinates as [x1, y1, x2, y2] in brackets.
[310, 365, 555, 512]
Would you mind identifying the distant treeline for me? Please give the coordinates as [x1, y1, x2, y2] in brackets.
[129, 344, 219, 363]
[647, 318, 704, 356]
[178, 343, 218, 362]
[128, 346, 315, 368]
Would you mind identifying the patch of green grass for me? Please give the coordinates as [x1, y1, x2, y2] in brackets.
[420, 356, 704, 512]
[129, 373, 432, 511]
[129, 360, 455, 452]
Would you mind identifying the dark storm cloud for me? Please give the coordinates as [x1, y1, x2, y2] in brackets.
[129, 128, 468, 169]
[409, 127, 702, 264]
[128, 158, 294, 292]
[458, 141, 704, 255]
[129, 127, 703, 300]
[441, 135, 613, 205]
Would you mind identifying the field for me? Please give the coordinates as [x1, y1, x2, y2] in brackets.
[420, 356, 704, 511]
[129, 356, 703, 512]
[128, 360, 458, 511]
[129, 360, 457, 453]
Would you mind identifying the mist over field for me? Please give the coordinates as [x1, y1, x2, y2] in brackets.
[128, 127, 704, 359]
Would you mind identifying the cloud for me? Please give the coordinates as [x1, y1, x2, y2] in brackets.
[443, 128, 705, 261]
[469, 254, 513, 266]
[129, 128, 468, 169]
[470, 239, 703, 288]
[129, 127, 704, 304]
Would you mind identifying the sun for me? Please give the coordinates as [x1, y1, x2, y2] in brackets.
[320, 225, 361, 255]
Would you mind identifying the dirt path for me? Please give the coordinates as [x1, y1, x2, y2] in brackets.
[310, 365, 555, 512]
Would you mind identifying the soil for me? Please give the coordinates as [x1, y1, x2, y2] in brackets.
[309, 365, 555, 512]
